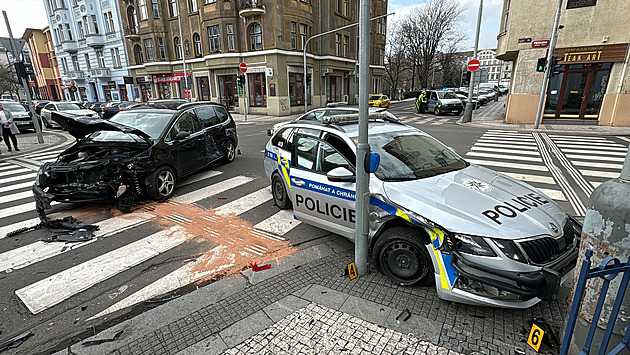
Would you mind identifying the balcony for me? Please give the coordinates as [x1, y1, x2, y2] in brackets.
[90, 67, 110, 77]
[86, 34, 105, 47]
[61, 41, 78, 52]
[66, 70, 85, 79]
[239, 0, 265, 17]
[124, 26, 140, 40]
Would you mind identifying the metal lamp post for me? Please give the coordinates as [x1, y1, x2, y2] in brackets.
[462, 0, 483, 123]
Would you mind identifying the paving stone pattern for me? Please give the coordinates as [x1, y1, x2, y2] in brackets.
[109, 250, 567, 355]
[225, 303, 461, 355]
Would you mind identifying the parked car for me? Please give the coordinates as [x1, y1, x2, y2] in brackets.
[33, 102, 238, 214]
[455, 94, 479, 109]
[2, 101, 39, 131]
[101, 101, 137, 119]
[40, 102, 100, 128]
[263, 114, 580, 308]
[426, 90, 464, 115]
[368, 94, 391, 108]
[33, 100, 50, 116]
[89, 102, 108, 116]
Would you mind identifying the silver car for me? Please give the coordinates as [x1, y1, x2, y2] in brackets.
[263, 114, 580, 308]
[40, 102, 99, 128]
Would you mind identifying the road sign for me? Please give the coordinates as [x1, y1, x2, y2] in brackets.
[239, 62, 247, 73]
[527, 323, 544, 352]
[532, 40, 550, 48]
[467, 59, 480, 72]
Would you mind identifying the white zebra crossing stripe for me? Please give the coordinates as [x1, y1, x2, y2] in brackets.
[559, 148, 627, 156]
[0, 190, 37, 205]
[173, 176, 254, 204]
[565, 154, 627, 163]
[579, 169, 620, 178]
[617, 137, 630, 144]
[479, 136, 536, 144]
[24, 149, 65, 159]
[0, 167, 30, 176]
[431, 119, 450, 125]
[465, 152, 542, 162]
[470, 146, 540, 156]
[466, 159, 549, 172]
[556, 143, 628, 151]
[0, 200, 60, 220]
[570, 161, 623, 170]
[15, 225, 193, 314]
[549, 135, 608, 140]
[591, 181, 603, 188]
[537, 188, 567, 201]
[178, 170, 223, 187]
[475, 139, 537, 146]
[254, 209, 301, 236]
[500, 172, 556, 185]
[0, 172, 37, 185]
[482, 132, 531, 138]
[215, 188, 273, 216]
[0, 181, 33, 194]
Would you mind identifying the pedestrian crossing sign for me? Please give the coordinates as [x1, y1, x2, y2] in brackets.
[347, 262, 358, 280]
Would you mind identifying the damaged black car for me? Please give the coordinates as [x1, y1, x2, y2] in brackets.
[33, 102, 238, 215]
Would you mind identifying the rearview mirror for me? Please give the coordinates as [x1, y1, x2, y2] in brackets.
[327, 167, 355, 183]
[174, 131, 190, 140]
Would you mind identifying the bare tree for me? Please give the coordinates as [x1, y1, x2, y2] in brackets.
[400, 0, 465, 89]
[0, 64, 21, 98]
[383, 21, 408, 97]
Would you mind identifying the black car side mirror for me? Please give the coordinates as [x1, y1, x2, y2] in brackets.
[174, 131, 190, 140]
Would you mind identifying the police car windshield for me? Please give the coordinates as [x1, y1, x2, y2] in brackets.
[437, 91, 458, 99]
[367, 130, 468, 181]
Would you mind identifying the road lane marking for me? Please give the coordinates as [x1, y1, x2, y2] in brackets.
[556, 143, 627, 151]
[0, 181, 33, 194]
[173, 176, 254, 204]
[0, 190, 38, 205]
[215, 187, 273, 216]
[537, 188, 567, 201]
[475, 139, 537, 146]
[565, 154, 626, 163]
[617, 136, 630, 144]
[541, 133, 596, 196]
[549, 135, 608, 140]
[559, 148, 627, 156]
[254, 209, 301, 236]
[579, 169, 620, 178]
[465, 152, 542, 162]
[0, 172, 37, 185]
[570, 161, 623, 170]
[15, 225, 192, 314]
[466, 159, 549, 171]
[470, 146, 540, 156]
[178, 170, 223, 187]
[0, 200, 60, 220]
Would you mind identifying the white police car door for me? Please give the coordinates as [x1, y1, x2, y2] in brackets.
[290, 132, 356, 239]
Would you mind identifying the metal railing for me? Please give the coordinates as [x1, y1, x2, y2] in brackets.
[239, 0, 263, 10]
[560, 249, 630, 354]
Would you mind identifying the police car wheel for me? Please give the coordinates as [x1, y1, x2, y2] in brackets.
[374, 227, 433, 286]
[434, 107, 441, 116]
[271, 173, 292, 209]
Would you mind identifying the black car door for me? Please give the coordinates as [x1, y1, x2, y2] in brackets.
[194, 105, 222, 163]
[164, 109, 206, 175]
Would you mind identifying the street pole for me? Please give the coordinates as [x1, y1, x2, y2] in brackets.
[302, 12, 395, 113]
[176, 0, 189, 101]
[2, 11, 43, 143]
[533, 0, 563, 129]
[243, 73, 248, 121]
[461, 0, 483, 123]
[354, 0, 371, 276]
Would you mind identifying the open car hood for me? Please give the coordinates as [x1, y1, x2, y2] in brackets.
[52, 111, 152, 140]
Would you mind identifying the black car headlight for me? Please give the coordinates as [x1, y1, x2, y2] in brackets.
[492, 239, 525, 262]
[449, 234, 496, 257]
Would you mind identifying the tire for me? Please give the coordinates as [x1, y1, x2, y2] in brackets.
[373, 227, 434, 286]
[222, 139, 236, 164]
[434, 107, 441, 116]
[271, 173, 292, 209]
[42, 115, 52, 128]
[147, 166, 176, 200]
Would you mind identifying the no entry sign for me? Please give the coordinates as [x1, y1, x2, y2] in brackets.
[467, 59, 480, 72]
[239, 62, 248, 73]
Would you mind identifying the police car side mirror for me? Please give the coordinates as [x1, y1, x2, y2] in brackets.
[327, 167, 355, 183]
[364, 151, 380, 173]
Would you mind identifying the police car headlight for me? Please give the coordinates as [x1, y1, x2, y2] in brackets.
[492, 239, 525, 262]
[449, 234, 496, 257]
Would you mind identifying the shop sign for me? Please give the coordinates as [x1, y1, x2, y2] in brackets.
[155, 73, 190, 83]
[553, 43, 629, 64]
[123, 76, 134, 84]
[108, 81, 117, 89]
[567, 0, 596, 9]
[29, 81, 36, 87]
[136, 76, 152, 84]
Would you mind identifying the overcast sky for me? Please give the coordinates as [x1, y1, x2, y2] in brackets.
[0, 0, 502, 50]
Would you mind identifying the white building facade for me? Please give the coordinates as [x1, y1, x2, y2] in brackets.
[467, 49, 512, 83]
[44, 0, 133, 102]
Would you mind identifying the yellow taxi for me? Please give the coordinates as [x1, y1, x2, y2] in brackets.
[368, 94, 390, 108]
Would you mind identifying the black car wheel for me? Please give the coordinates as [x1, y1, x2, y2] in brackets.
[148, 166, 176, 200]
[271, 173, 291, 209]
[222, 139, 236, 164]
[434, 107, 441, 116]
[374, 227, 434, 286]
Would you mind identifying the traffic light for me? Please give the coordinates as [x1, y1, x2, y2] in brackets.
[236, 74, 245, 88]
[305, 73, 312, 85]
[536, 57, 546, 72]
[550, 56, 563, 77]
[462, 71, 471, 86]
[13, 61, 27, 79]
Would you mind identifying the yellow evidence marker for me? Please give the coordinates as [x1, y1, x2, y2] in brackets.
[527, 323, 544, 352]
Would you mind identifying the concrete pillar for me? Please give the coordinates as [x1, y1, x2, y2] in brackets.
[566, 145, 630, 354]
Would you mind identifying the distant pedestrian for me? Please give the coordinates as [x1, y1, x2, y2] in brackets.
[0, 103, 20, 152]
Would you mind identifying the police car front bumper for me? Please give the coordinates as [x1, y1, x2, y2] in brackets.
[439, 104, 463, 113]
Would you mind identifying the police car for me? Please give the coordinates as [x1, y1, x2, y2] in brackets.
[263, 114, 580, 308]
[426, 90, 464, 116]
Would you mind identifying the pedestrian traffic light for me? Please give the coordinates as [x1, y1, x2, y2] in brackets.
[306, 73, 312, 85]
[550, 56, 563, 77]
[536, 57, 546, 72]
[236, 74, 245, 88]
[462, 71, 471, 86]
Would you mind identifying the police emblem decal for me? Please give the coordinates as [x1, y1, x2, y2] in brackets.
[460, 178, 492, 192]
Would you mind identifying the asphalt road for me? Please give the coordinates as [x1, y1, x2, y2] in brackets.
[0, 102, 627, 354]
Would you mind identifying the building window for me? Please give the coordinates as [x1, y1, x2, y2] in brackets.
[299, 24, 307, 50]
[65, 24, 73, 41]
[157, 37, 166, 59]
[77, 21, 84, 39]
[335, 34, 341, 56]
[144, 38, 155, 61]
[96, 49, 105, 67]
[168, 0, 178, 17]
[289, 73, 304, 106]
[91, 15, 100, 34]
[134, 44, 144, 64]
[138, 0, 148, 20]
[83, 16, 89, 35]
[336, 0, 341, 12]
[344, 0, 349, 16]
[152, 0, 159, 18]
[343, 35, 349, 57]
[53, 28, 61, 44]
[111, 48, 122, 67]
[503, 0, 510, 32]
[380, 48, 385, 65]
[84, 53, 91, 70]
[128, 7, 139, 34]
[207, 25, 220, 52]
[248, 72, 266, 106]
[226, 24, 234, 52]
[193, 33, 202, 57]
[205, 0, 216, 3]
[71, 54, 80, 71]
[103, 12, 113, 33]
[61, 57, 68, 73]
[174, 36, 182, 59]
[290, 22, 296, 50]
[249, 23, 262, 51]
[189, 0, 198, 12]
